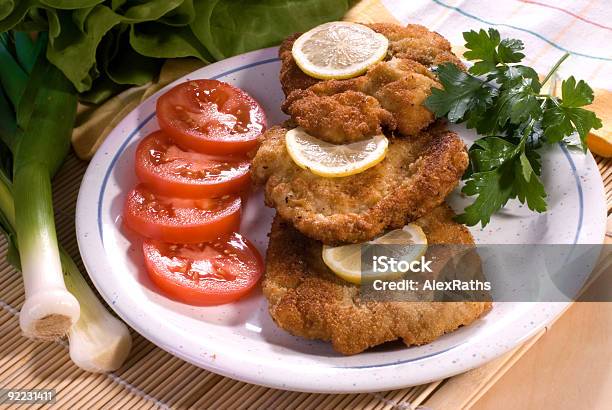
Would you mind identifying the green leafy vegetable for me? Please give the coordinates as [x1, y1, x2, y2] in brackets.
[14, 31, 41, 72]
[456, 165, 514, 227]
[0, 0, 350, 101]
[425, 29, 603, 227]
[103, 26, 162, 86]
[191, 0, 351, 60]
[463, 28, 525, 75]
[426, 63, 496, 122]
[130, 22, 212, 60]
[542, 77, 602, 144]
[0, 32, 27, 107]
[0, 87, 16, 150]
[46, 5, 123, 93]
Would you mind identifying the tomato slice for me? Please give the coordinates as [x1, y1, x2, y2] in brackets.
[124, 184, 240, 243]
[156, 79, 266, 154]
[135, 130, 251, 198]
[143, 233, 264, 305]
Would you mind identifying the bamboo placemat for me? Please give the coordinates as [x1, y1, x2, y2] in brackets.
[0, 153, 609, 409]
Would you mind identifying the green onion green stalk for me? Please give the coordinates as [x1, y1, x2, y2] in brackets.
[11, 41, 81, 340]
[0, 31, 131, 372]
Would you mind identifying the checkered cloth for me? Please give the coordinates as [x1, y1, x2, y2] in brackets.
[381, 0, 612, 89]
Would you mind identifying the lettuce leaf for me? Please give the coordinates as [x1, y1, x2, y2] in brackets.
[191, 0, 349, 60]
[0, 0, 350, 101]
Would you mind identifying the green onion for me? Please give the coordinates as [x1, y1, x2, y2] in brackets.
[61, 251, 132, 372]
[14, 164, 81, 339]
[0, 170, 132, 371]
[0, 87, 16, 151]
[0, 33, 132, 372]
[0, 32, 131, 371]
[11, 52, 80, 339]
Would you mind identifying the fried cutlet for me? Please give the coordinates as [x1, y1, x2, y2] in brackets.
[279, 23, 463, 96]
[263, 205, 492, 355]
[278, 23, 463, 138]
[251, 125, 468, 245]
[281, 89, 396, 143]
[279, 33, 321, 96]
[300, 58, 442, 137]
[368, 23, 464, 68]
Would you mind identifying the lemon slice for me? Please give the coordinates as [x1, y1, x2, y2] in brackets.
[285, 127, 388, 177]
[292, 21, 389, 80]
[322, 224, 428, 284]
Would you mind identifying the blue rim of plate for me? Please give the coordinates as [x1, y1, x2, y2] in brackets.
[94, 56, 585, 370]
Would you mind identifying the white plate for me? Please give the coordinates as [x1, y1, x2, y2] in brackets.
[76, 47, 607, 393]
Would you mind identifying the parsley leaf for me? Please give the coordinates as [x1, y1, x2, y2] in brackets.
[456, 164, 514, 227]
[542, 105, 602, 147]
[541, 106, 572, 142]
[525, 146, 542, 174]
[463, 29, 500, 75]
[514, 153, 547, 212]
[425, 29, 602, 227]
[495, 65, 540, 92]
[463, 29, 525, 75]
[425, 63, 495, 122]
[497, 38, 525, 63]
[542, 76, 602, 147]
[561, 76, 595, 107]
[469, 137, 517, 173]
[458, 136, 546, 225]
[496, 81, 541, 126]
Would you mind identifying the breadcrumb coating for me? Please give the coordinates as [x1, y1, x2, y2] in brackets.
[263, 205, 492, 355]
[282, 89, 396, 143]
[279, 23, 463, 138]
[252, 124, 468, 244]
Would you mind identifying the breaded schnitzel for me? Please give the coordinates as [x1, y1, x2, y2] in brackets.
[279, 33, 321, 96]
[251, 124, 468, 244]
[368, 23, 464, 68]
[301, 58, 442, 137]
[263, 205, 492, 355]
[282, 89, 396, 143]
[279, 23, 463, 96]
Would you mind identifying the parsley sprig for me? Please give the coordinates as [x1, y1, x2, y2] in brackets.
[425, 28, 603, 227]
